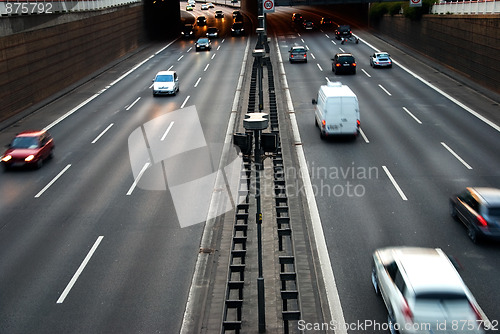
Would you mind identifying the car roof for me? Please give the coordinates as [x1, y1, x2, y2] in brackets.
[375, 52, 389, 56]
[468, 187, 500, 206]
[16, 130, 47, 137]
[291, 46, 306, 50]
[336, 53, 354, 57]
[380, 247, 467, 296]
[156, 70, 176, 76]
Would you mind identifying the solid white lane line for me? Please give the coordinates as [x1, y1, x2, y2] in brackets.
[126, 97, 141, 111]
[35, 164, 72, 198]
[402, 107, 422, 124]
[274, 36, 349, 334]
[361, 69, 371, 77]
[203, 64, 210, 71]
[56, 236, 104, 304]
[181, 96, 190, 109]
[359, 128, 370, 143]
[92, 123, 114, 144]
[194, 77, 201, 87]
[378, 84, 392, 96]
[441, 142, 473, 169]
[317, 64, 323, 71]
[161, 121, 175, 141]
[382, 166, 408, 200]
[126, 162, 150, 196]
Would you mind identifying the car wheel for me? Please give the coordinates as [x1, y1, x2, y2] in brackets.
[315, 118, 318, 127]
[372, 268, 381, 295]
[449, 202, 458, 220]
[468, 227, 479, 243]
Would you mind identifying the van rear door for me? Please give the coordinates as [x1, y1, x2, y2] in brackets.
[325, 97, 342, 134]
[339, 96, 359, 135]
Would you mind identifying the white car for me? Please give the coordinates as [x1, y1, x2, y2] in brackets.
[372, 247, 485, 334]
[370, 52, 392, 68]
[152, 71, 179, 96]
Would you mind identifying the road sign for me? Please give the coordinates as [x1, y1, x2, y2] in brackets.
[263, 0, 274, 13]
[409, 0, 422, 7]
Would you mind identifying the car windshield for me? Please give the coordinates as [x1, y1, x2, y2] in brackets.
[156, 75, 173, 82]
[11, 136, 39, 149]
[198, 38, 209, 43]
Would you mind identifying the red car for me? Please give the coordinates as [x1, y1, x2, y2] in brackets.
[1, 130, 54, 170]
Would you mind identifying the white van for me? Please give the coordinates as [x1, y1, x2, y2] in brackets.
[313, 81, 360, 139]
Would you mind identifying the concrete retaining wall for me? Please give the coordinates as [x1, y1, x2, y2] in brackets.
[372, 14, 500, 93]
[0, 4, 145, 122]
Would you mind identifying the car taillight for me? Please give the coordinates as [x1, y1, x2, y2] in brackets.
[304, 54, 307, 58]
[352, 63, 356, 67]
[402, 299, 413, 323]
[357, 120, 360, 128]
[290, 55, 294, 58]
[477, 215, 488, 227]
[321, 120, 326, 127]
[336, 63, 341, 67]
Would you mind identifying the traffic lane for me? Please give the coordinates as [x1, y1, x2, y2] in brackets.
[275, 28, 500, 331]
[0, 33, 248, 333]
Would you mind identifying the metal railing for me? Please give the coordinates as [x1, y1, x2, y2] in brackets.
[431, 0, 500, 14]
[1, 0, 141, 16]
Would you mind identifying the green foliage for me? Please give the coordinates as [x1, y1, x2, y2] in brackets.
[369, 3, 389, 22]
[369, 0, 433, 22]
[401, 0, 433, 20]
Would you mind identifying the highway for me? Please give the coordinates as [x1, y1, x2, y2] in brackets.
[0, 3, 499, 334]
[0, 5, 248, 333]
[269, 6, 500, 333]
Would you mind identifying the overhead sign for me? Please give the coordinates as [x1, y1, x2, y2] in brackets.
[263, 0, 275, 13]
[409, 0, 422, 7]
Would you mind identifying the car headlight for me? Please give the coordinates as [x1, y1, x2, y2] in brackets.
[1, 155, 12, 162]
[25, 155, 35, 162]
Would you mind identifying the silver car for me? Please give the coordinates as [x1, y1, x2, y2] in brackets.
[370, 52, 393, 68]
[288, 46, 307, 63]
[372, 247, 485, 334]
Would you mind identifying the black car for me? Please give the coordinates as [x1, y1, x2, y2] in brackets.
[320, 17, 334, 27]
[450, 187, 500, 243]
[181, 24, 194, 39]
[231, 22, 245, 36]
[197, 16, 207, 26]
[335, 25, 352, 40]
[302, 20, 314, 30]
[332, 53, 356, 74]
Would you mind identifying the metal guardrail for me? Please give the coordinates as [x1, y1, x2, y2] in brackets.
[0, 0, 140, 16]
[431, 0, 500, 14]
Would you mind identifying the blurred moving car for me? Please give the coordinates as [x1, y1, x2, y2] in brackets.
[206, 27, 218, 38]
[288, 46, 307, 63]
[320, 17, 334, 27]
[1, 130, 54, 170]
[152, 70, 179, 96]
[370, 52, 392, 68]
[181, 24, 195, 38]
[291, 13, 303, 23]
[186, 4, 193, 11]
[450, 187, 500, 243]
[332, 53, 356, 74]
[196, 16, 207, 26]
[215, 10, 224, 18]
[372, 247, 485, 334]
[302, 20, 314, 30]
[335, 24, 359, 44]
[201, 3, 208, 10]
[231, 22, 244, 36]
[195, 37, 211, 51]
[207, 2, 214, 8]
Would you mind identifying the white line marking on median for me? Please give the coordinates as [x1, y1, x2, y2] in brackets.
[359, 128, 370, 143]
[92, 123, 114, 144]
[382, 166, 408, 201]
[177, 55, 184, 61]
[161, 122, 175, 141]
[126, 162, 151, 196]
[35, 164, 71, 198]
[274, 36, 348, 334]
[402, 107, 422, 124]
[441, 142, 473, 169]
[317, 64, 323, 71]
[56, 236, 104, 304]
[361, 69, 371, 77]
[203, 64, 210, 72]
[181, 96, 190, 109]
[211, 53, 216, 59]
[378, 84, 392, 96]
[126, 97, 141, 111]
[194, 77, 201, 88]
